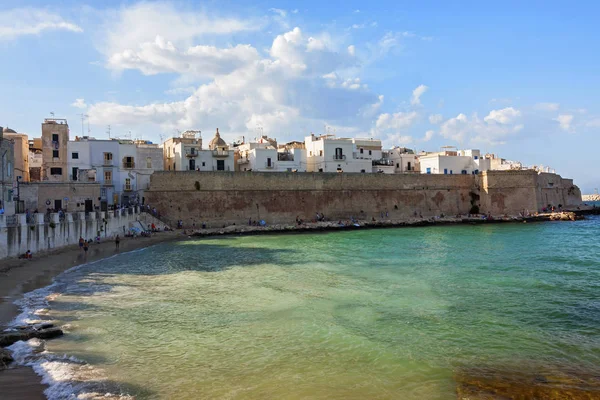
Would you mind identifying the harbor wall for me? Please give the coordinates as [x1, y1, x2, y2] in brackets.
[146, 171, 581, 226]
[0, 208, 142, 260]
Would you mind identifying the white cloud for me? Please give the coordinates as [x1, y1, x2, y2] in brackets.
[354, 9, 361, 13]
[292, 9, 299, 14]
[440, 109, 523, 145]
[375, 111, 418, 131]
[165, 86, 197, 96]
[423, 130, 434, 141]
[100, 3, 257, 58]
[586, 118, 600, 128]
[90, 26, 377, 139]
[483, 107, 521, 124]
[71, 98, 87, 109]
[387, 134, 413, 146]
[0, 8, 82, 40]
[360, 95, 384, 117]
[347, 45, 356, 56]
[428, 114, 443, 124]
[410, 84, 428, 106]
[554, 114, 574, 132]
[534, 102, 560, 111]
[269, 8, 287, 18]
[107, 35, 259, 78]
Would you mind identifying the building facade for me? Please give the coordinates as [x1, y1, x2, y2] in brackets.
[304, 134, 381, 173]
[0, 128, 15, 213]
[3, 128, 30, 182]
[41, 119, 69, 182]
[419, 149, 491, 175]
[163, 129, 235, 172]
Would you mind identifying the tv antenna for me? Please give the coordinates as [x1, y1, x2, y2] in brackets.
[78, 114, 86, 135]
[50, 112, 55, 118]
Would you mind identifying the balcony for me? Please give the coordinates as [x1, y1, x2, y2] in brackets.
[122, 162, 135, 169]
[238, 157, 249, 164]
[212, 149, 229, 158]
[103, 180, 113, 186]
[333, 154, 346, 161]
[185, 150, 198, 158]
[123, 184, 134, 192]
[372, 159, 395, 166]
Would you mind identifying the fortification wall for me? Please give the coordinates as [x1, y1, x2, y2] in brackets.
[147, 171, 582, 226]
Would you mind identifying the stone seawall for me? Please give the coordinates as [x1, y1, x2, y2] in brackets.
[0, 208, 143, 260]
[146, 171, 581, 226]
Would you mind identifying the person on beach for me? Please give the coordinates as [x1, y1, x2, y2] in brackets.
[83, 240, 89, 256]
[115, 235, 120, 250]
[79, 237, 84, 250]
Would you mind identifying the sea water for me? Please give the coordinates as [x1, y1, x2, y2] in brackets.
[11, 217, 600, 399]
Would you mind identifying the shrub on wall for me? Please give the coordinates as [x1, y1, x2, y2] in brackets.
[49, 222, 56, 229]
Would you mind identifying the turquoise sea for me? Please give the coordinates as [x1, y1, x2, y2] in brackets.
[10, 216, 600, 399]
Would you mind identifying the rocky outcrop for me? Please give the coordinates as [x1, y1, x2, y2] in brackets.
[0, 324, 63, 347]
[0, 348, 13, 367]
[582, 194, 600, 202]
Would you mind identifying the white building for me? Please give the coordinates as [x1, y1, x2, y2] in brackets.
[67, 137, 163, 208]
[304, 134, 381, 173]
[163, 129, 234, 172]
[236, 137, 307, 172]
[374, 147, 419, 174]
[418, 148, 491, 175]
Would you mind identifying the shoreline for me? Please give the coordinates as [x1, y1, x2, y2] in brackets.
[0, 210, 593, 399]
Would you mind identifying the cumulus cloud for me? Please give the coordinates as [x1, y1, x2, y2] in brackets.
[483, 107, 521, 124]
[71, 98, 87, 109]
[375, 111, 418, 131]
[269, 8, 287, 18]
[440, 109, 523, 145]
[428, 114, 443, 124]
[423, 130, 434, 141]
[534, 102, 560, 111]
[107, 35, 259, 78]
[0, 8, 82, 40]
[411, 84, 428, 106]
[89, 25, 376, 138]
[554, 114, 574, 132]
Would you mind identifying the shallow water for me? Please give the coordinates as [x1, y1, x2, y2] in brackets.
[13, 217, 600, 399]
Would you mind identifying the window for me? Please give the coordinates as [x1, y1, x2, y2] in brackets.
[407, 162, 412, 171]
[267, 157, 272, 167]
[72, 152, 79, 159]
[104, 171, 112, 182]
[426, 167, 431, 174]
[474, 169, 479, 174]
[461, 170, 467, 175]
[334, 148, 343, 160]
[396, 163, 400, 168]
[360, 169, 366, 173]
[50, 167, 62, 175]
[125, 178, 131, 190]
[202, 162, 205, 167]
[53, 150, 59, 158]
[474, 156, 478, 160]
[217, 160, 225, 171]
[450, 170, 453, 174]
[72, 167, 78, 181]
[360, 148, 364, 154]
[368, 150, 372, 156]
[146, 157, 152, 168]
[52, 134, 59, 143]
[104, 152, 113, 163]
[319, 150, 323, 157]
[123, 156, 134, 168]
[7, 162, 12, 177]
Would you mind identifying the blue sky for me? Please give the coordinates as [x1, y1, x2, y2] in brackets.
[0, 0, 598, 191]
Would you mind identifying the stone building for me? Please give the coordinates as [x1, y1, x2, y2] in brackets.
[0, 127, 15, 213]
[2, 127, 29, 182]
[162, 129, 235, 172]
[41, 118, 69, 182]
[418, 148, 491, 175]
[28, 138, 43, 182]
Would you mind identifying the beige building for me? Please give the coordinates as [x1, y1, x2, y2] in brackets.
[28, 138, 43, 182]
[41, 118, 69, 182]
[0, 127, 15, 212]
[19, 182, 101, 212]
[162, 130, 202, 171]
[3, 128, 30, 182]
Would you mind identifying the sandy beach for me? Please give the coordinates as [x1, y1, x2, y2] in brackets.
[0, 230, 182, 399]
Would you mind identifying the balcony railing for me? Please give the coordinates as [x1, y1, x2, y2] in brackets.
[103, 179, 113, 186]
[212, 149, 229, 158]
[372, 159, 395, 166]
[123, 162, 135, 169]
[238, 157, 249, 164]
[123, 184, 134, 192]
[103, 159, 112, 166]
[185, 150, 198, 158]
[333, 154, 346, 161]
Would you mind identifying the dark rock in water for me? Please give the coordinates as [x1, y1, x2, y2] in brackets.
[0, 348, 13, 368]
[0, 326, 63, 347]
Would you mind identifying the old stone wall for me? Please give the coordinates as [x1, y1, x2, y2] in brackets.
[147, 171, 582, 226]
[19, 182, 102, 212]
[0, 208, 142, 259]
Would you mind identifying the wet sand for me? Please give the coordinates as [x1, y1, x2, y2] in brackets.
[0, 231, 182, 399]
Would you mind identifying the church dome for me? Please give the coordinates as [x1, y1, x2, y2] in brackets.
[208, 128, 227, 150]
